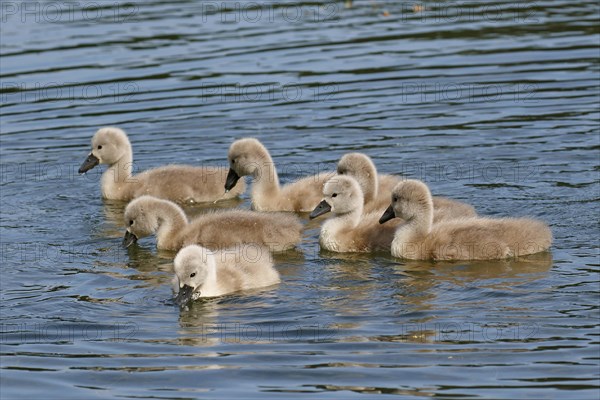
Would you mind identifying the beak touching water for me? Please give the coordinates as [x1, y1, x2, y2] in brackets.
[122, 231, 138, 248]
[174, 284, 195, 308]
[309, 200, 332, 219]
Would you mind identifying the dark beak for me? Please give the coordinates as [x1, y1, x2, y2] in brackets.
[309, 200, 332, 219]
[78, 153, 99, 174]
[379, 205, 396, 224]
[174, 284, 195, 308]
[224, 168, 240, 191]
[122, 231, 138, 248]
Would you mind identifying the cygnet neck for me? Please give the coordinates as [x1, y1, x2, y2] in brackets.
[101, 150, 133, 198]
[362, 178, 377, 204]
[403, 206, 434, 237]
[334, 201, 364, 229]
[355, 160, 377, 204]
[154, 200, 188, 246]
[251, 150, 281, 199]
[199, 255, 219, 297]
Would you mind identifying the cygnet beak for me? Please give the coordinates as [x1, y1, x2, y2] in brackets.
[379, 205, 396, 224]
[224, 168, 240, 191]
[78, 153, 99, 174]
[174, 284, 195, 308]
[309, 200, 332, 219]
[122, 230, 138, 248]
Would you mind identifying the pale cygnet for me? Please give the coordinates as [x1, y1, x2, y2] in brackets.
[337, 152, 477, 221]
[79, 127, 245, 203]
[379, 179, 553, 260]
[123, 195, 302, 252]
[225, 138, 334, 211]
[336, 152, 401, 213]
[309, 175, 401, 252]
[172, 244, 280, 307]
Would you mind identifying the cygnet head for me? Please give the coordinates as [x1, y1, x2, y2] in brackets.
[173, 245, 215, 307]
[122, 196, 162, 247]
[309, 175, 363, 219]
[379, 180, 433, 224]
[336, 153, 377, 203]
[79, 127, 131, 173]
[225, 138, 270, 190]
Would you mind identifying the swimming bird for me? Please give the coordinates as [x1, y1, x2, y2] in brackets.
[337, 152, 477, 220]
[225, 138, 334, 211]
[172, 244, 280, 307]
[379, 179, 553, 260]
[79, 127, 245, 203]
[309, 175, 401, 252]
[336, 152, 399, 213]
[123, 195, 302, 252]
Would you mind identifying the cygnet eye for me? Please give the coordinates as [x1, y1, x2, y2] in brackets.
[190, 272, 196, 278]
[338, 171, 344, 175]
[231, 159, 235, 164]
[332, 193, 338, 198]
[393, 196, 398, 202]
[129, 220, 134, 226]
[97, 145, 103, 150]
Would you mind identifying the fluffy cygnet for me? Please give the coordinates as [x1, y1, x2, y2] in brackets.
[225, 138, 334, 212]
[172, 244, 280, 307]
[309, 176, 401, 252]
[379, 179, 553, 260]
[123, 195, 302, 252]
[336, 152, 401, 213]
[79, 127, 245, 203]
[337, 152, 477, 221]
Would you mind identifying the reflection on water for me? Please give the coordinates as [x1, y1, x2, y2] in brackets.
[1, 0, 598, 398]
[400, 251, 554, 289]
[176, 298, 221, 347]
[101, 199, 128, 237]
[124, 245, 175, 272]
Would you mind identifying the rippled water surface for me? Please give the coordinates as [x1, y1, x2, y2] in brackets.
[1, 1, 599, 398]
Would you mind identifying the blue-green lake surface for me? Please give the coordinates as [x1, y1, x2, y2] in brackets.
[1, 1, 599, 398]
